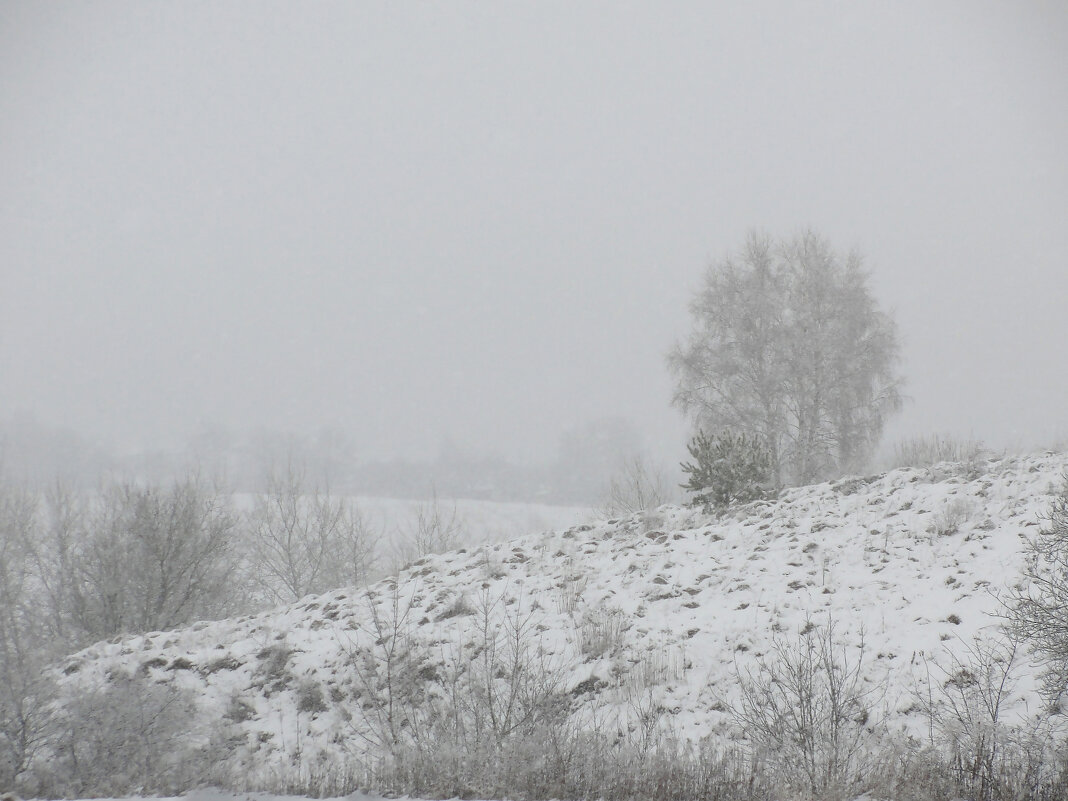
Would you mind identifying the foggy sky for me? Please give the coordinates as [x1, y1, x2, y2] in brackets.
[2, 1, 1066, 466]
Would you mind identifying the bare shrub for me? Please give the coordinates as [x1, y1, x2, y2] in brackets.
[0, 482, 58, 791]
[600, 454, 671, 518]
[1009, 477, 1068, 700]
[342, 584, 434, 764]
[0, 663, 54, 793]
[728, 618, 880, 799]
[554, 564, 586, 618]
[932, 496, 978, 536]
[32, 482, 87, 646]
[892, 434, 987, 471]
[578, 604, 628, 658]
[393, 492, 463, 567]
[39, 674, 214, 797]
[914, 633, 1068, 801]
[248, 463, 378, 603]
[2, 474, 240, 794]
[336, 582, 759, 801]
[450, 588, 565, 746]
[918, 635, 1021, 793]
[338, 581, 576, 793]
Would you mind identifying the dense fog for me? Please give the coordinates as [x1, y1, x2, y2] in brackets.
[2, 2, 1066, 496]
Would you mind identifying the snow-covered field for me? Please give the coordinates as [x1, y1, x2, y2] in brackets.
[345, 494, 592, 546]
[47, 452, 1068, 789]
[233, 493, 591, 589]
[232, 493, 592, 549]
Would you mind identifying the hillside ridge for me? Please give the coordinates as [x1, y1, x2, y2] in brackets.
[52, 451, 1068, 783]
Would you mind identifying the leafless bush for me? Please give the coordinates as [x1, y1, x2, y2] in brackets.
[352, 617, 759, 801]
[438, 587, 566, 747]
[332, 579, 772, 801]
[341, 584, 435, 765]
[924, 633, 1068, 799]
[578, 604, 628, 658]
[932, 496, 979, 536]
[891, 434, 987, 472]
[393, 492, 463, 568]
[38, 673, 215, 797]
[729, 618, 880, 800]
[1009, 477, 1068, 700]
[369, 727, 765, 801]
[342, 583, 567, 777]
[248, 462, 378, 603]
[0, 661, 54, 793]
[918, 635, 1020, 796]
[911, 632, 1068, 801]
[600, 454, 672, 518]
[1, 474, 241, 793]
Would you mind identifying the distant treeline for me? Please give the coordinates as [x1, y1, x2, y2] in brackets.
[0, 415, 673, 504]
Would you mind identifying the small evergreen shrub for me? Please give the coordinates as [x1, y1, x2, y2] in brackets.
[680, 430, 772, 511]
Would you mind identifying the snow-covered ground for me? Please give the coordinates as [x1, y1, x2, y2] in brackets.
[230, 492, 592, 553]
[346, 494, 593, 546]
[51, 452, 1068, 781]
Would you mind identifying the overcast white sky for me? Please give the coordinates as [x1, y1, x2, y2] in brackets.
[1, 1, 1066, 464]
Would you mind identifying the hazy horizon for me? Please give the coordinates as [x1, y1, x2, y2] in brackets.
[3, 1, 1066, 471]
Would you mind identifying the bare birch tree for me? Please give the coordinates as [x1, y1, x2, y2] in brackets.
[668, 230, 902, 485]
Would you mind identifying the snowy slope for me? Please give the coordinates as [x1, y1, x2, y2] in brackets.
[52, 452, 1068, 778]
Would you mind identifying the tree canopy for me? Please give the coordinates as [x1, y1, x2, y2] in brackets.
[668, 230, 903, 485]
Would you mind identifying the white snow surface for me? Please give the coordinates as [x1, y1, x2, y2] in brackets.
[231, 494, 591, 543]
[231, 492, 591, 555]
[52, 452, 1068, 777]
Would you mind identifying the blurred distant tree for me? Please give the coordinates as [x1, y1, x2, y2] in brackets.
[391, 491, 464, 571]
[310, 425, 357, 489]
[555, 418, 644, 503]
[668, 230, 902, 485]
[248, 462, 377, 603]
[600, 453, 671, 518]
[65, 478, 240, 638]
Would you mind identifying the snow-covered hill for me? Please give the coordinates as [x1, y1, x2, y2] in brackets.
[51, 452, 1068, 782]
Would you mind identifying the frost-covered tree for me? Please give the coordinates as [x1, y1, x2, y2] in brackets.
[66, 479, 240, 638]
[0, 482, 52, 789]
[668, 230, 902, 485]
[248, 462, 378, 603]
[1009, 479, 1068, 701]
